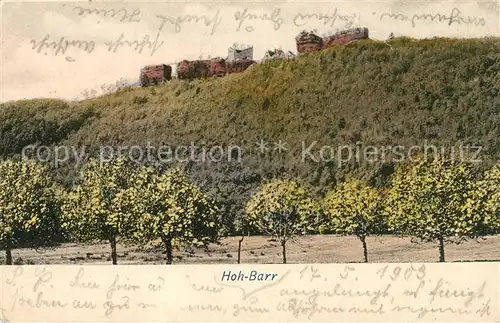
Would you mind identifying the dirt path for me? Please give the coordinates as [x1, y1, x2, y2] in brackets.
[2, 235, 499, 265]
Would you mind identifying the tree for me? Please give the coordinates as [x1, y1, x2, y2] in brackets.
[464, 163, 500, 234]
[130, 167, 221, 264]
[234, 217, 251, 264]
[60, 157, 140, 265]
[0, 159, 61, 265]
[245, 179, 324, 264]
[385, 159, 480, 262]
[323, 179, 385, 263]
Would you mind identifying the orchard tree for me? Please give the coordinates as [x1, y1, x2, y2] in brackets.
[0, 159, 61, 265]
[464, 163, 500, 234]
[385, 159, 480, 262]
[234, 216, 251, 264]
[323, 179, 385, 263]
[245, 179, 324, 264]
[130, 167, 221, 264]
[60, 156, 140, 265]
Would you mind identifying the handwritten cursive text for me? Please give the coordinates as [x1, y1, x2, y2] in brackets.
[379, 7, 486, 28]
[234, 8, 284, 32]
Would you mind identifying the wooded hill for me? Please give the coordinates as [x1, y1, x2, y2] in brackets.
[1, 37, 499, 234]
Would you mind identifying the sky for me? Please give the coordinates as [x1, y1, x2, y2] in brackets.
[1, 0, 499, 102]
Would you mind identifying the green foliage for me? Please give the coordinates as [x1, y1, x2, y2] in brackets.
[59, 156, 140, 264]
[385, 159, 481, 261]
[1, 38, 499, 235]
[323, 179, 385, 236]
[245, 179, 324, 241]
[482, 164, 500, 230]
[323, 179, 385, 262]
[245, 178, 324, 263]
[0, 99, 96, 157]
[0, 159, 61, 264]
[129, 167, 221, 264]
[464, 163, 500, 234]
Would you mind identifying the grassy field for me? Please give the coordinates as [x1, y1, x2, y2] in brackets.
[2, 235, 499, 265]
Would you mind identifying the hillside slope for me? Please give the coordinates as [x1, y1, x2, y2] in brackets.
[1, 37, 499, 232]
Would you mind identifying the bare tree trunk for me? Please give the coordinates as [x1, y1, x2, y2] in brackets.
[110, 236, 118, 265]
[6, 242, 12, 265]
[163, 237, 173, 265]
[281, 240, 287, 264]
[237, 235, 244, 264]
[360, 235, 368, 263]
[438, 237, 445, 262]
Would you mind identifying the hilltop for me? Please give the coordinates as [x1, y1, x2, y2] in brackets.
[1, 37, 499, 233]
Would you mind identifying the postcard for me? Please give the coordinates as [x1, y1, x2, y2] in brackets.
[1, 0, 499, 322]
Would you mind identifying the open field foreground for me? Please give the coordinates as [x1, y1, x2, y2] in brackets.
[1, 235, 499, 265]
